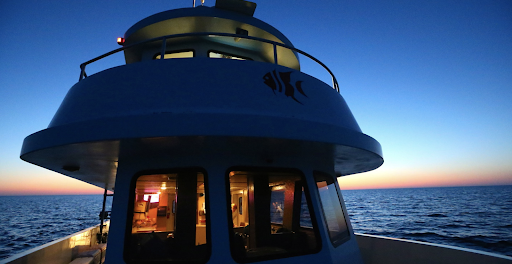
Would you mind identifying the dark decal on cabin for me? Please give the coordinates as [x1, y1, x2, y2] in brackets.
[263, 70, 307, 104]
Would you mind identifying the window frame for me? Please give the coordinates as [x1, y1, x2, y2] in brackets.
[153, 49, 195, 60]
[313, 171, 351, 247]
[225, 166, 322, 263]
[123, 167, 211, 264]
[208, 50, 253, 61]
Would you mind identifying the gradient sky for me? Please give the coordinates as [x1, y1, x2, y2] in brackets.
[1, 0, 511, 195]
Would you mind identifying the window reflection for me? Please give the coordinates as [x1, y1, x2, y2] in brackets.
[228, 169, 319, 262]
[314, 171, 349, 247]
[209, 51, 250, 60]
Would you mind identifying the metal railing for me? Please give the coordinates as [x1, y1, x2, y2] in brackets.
[79, 32, 340, 92]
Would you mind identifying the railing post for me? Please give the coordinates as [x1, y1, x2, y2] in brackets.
[273, 43, 278, 65]
[99, 188, 107, 237]
[79, 64, 86, 81]
[160, 38, 167, 59]
[77, 32, 340, 92]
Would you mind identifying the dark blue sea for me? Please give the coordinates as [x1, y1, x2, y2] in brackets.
[342, 185, 512, 257]
[1, 185, 511, 260]
[0, 195, 113, 260]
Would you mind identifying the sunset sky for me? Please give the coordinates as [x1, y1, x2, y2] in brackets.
[1, 0, 511, 195]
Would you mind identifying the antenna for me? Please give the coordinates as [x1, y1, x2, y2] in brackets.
[193, 0, 205, 7]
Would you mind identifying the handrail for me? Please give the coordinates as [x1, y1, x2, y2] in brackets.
[79, 32, 340, 92]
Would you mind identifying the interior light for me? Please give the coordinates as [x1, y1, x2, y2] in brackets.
[272, 185, 285, 191]
[117, 37, 125, 45]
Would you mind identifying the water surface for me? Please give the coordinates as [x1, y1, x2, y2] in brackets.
[0, 186, 510, 260]
[343, 185, 512, 256]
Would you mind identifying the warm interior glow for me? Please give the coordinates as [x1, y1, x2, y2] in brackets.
[155, 51, 194, 59]
[128, 171, 208, 261]
[143, 194, 160, 203]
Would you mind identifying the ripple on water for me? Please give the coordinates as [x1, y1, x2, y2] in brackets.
[343, 185, 512, 257]
[0, 195, 112, 260]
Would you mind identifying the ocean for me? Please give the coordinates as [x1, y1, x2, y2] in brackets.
[1, 185, 511, 260]
[342, 185, 512, 257]
[0, 195, 113, 260]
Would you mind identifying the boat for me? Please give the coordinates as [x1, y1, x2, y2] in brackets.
[7, 0, 512, 263]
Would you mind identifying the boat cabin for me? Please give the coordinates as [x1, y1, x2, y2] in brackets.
[21, 1, 383, 263]
[120, 1, 299, 70]
[126, 167, 351, 263]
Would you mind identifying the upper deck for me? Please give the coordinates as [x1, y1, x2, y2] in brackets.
[20, 0, 382, 191]
[120, 4, 300, 70]
[77, 3, 339, 91]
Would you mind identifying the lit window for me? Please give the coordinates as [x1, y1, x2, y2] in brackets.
[126, 169, 209, 263]
[154, 51, 194, 59]
[228, 169, 320, 262]
[314, 171, 349, 247]
[209, 51, 249, 60]
[143, 194, 160, 203]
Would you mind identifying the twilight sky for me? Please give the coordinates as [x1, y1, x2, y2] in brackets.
[0, 0, 511, 195]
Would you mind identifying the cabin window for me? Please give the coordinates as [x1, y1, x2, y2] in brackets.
[227, 169, 320, 262]
[126, 169, 210, 263]
[314, 171, 350, 247]
[154, 50, 194, 59]
[209, 51, 250, 61]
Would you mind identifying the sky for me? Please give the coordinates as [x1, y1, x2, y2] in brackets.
[0, 0, 511, 195]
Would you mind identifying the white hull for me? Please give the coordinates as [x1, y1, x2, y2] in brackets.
[3, 229, 511, 264]
[1, 223, 108, 264]
[356, 233, 512, 264]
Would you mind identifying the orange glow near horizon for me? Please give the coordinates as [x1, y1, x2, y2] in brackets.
[338, 168, 512, 190]
[0, 171, 105, 196]
[1, 166, 511, 196]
